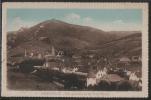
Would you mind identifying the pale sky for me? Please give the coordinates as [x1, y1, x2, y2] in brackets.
[7, 9, 142, 31]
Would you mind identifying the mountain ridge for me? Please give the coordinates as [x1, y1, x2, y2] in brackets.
[7, 19, 142, 58]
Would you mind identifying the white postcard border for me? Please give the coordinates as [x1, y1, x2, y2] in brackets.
[1, 2, 149, 98]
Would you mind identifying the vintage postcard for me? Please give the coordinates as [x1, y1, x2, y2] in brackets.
[1, 2, 148, 97]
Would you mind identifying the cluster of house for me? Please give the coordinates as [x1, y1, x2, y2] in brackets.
[86, 67, 108, 87]
[27, 46, 142, 90]
[24, 46, 64, 59]
[117, 56, 142, 66]
[86, 66, 142, 89]
[24, 45, 142, 70]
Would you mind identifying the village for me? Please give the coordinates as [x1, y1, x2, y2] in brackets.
[7, 45, 142, 91]
[3, 5, 148, 98]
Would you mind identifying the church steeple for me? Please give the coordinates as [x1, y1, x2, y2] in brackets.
[24, 49, 27, 57]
